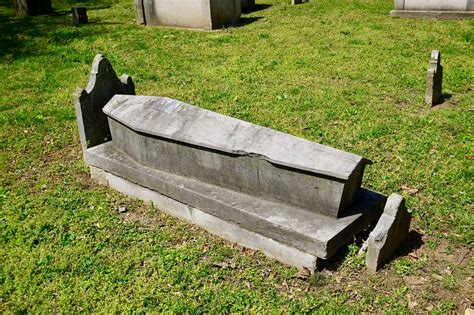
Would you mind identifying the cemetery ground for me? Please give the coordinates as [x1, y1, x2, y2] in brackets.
[0, 0, 472, 312]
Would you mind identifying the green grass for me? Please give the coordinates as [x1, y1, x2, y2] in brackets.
[1, 0, 473, 312]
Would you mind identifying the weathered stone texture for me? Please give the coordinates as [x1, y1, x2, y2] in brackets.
[134, 0, 241, 30]
[73, 55, 135, 157]
[366, 193, 411, 273]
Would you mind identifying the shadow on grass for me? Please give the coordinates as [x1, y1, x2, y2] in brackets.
[0, 0, 116, 60]
[236, 17, 262, 27]
[242, 4, 272, 14]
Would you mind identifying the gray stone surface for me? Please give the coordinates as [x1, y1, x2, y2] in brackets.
[104, 95, 371, 217]
[86, 142, 385, 259]
[366, 193, 411, 273]
[14, 0, 52, 16]
[391, 0, 474, 18]
[91, 165, 321, 270]
[73, 54, 135, 158]
[425, 50, 443, 106]
[72, 7, 88, 25]
[134, 0, 146, 25]
[134, 0, 241, 30]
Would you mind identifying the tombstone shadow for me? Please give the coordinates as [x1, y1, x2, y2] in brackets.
[242, 4, 272, 14]
[236, 16, 262, 27]
[441, 93, 453, 103]
[0, 5, 112, 60]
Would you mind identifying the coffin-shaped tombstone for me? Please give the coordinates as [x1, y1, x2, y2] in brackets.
[390, 0, 474, 18]
[134, 0, 241, 30]
[76, 55, 389, 270]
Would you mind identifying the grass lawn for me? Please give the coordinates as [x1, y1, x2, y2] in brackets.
[1, 0, 473, 312]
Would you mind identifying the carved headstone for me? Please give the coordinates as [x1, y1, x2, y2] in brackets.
[366, 194, 411, 273]
[73, 55, 135, 158]
[72, 7, 88, 25]
[425, 50, 443, 106]
[13, 0, 52, 16]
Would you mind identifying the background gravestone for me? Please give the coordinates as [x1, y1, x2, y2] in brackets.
[72, 7, 88, 25]
[13, 0, 52, 16]
[425, 50, 443, 106]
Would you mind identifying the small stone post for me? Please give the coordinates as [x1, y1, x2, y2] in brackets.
[72, 7, 88, 25]
[425, 50, 443, 106]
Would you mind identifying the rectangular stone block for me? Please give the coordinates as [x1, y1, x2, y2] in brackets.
[103, 95, 370, 218]
[86, 142, 384, 259]
[135, 0, 241, 30]
[390, 0, 474, 18]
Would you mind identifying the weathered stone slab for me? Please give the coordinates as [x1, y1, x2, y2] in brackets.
[91, 165, 321, 270]
[103, 95, 371, 218]
[134, 0, 241, 30]
[366, 193, 411, 273]
[390, 0, 474, 18]
[13, 0, 52, 16]
[87, 143, 384, 260]
[73, 55, 135, 157]
[425, 50, 443, 106]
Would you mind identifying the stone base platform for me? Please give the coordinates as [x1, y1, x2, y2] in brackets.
[87, 142, 385, 270]
[390, 10, 474, 19]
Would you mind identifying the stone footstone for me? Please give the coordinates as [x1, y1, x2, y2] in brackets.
[425, 50, 443, 106]
[366, 193, 411, 273]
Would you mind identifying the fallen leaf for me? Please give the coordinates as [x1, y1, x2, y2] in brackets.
[401, 185, 419, 195]
[296, 267, 311, 280]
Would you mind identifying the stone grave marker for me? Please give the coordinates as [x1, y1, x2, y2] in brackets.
[72, 7, 88, 25]
[366, 194, 411, 273]
[425, 50, 443, 106]
[134, 0, 241, 30]
[75, 55, 412, 271]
